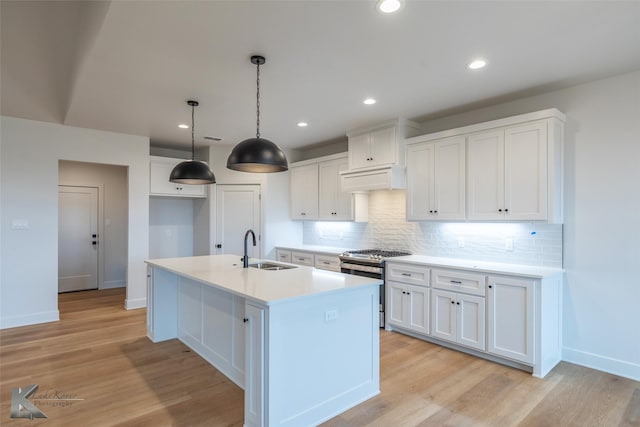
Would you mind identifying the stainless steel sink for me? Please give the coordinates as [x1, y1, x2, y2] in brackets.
[248, 262, 297, 271]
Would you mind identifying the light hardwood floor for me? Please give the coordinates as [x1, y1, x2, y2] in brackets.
[0, 288, 638, 426]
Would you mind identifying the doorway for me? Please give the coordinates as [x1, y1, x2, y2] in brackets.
[58, 185, 99, 292]
[215, 184, 261, 257]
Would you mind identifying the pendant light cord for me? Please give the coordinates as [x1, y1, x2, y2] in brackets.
[256, 61, 261, 139]
[191, 103, 196, 160]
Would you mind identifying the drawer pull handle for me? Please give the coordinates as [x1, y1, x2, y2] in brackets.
[323, 261, 330, 265]
[450, 280, 462, 284]
[401, 273, 412, 277]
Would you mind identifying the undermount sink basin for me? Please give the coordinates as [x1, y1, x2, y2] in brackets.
[248, 262, 297, 271]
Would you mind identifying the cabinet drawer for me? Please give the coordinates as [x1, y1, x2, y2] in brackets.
[386, 262, 429, 286]
[431, 269, 486, 296]
[291, 251, 314, 267]
[275, 249, 292, 264]
[315, 255, 341, 272]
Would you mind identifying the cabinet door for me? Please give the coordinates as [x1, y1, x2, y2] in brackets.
[434, 137, 466, 220]
[244, 303, 265, 427]
[505, 121, 548, 220]
[314, 254, 341, 272]
[467, 130, 505, 220]
[406, 142, 435, 220]
[406, 285, 429, 335]
[318, 157, 352, 220]
[348, 133, 371, 170]
[290, 164, 319, 219]
[369, 127, 396, 167]
[457, 294, 486, 351]
[487, 276, 534, 364]
[431, 289, 456, 342]
[386, 281, 407, 328]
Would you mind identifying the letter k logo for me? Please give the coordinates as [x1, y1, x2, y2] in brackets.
[11, 384, 47, 419]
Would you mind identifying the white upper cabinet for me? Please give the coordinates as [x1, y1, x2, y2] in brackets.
[405, 108, 565, 223]
[346, 119, 422, 172]
[149, 156, 207, 198]
[467, 121, 548, 221]
[290, 163, 319, 220]
[318, 156, 352, 220]
[290, 153, 368, 221]
[406, 136, 465, 220]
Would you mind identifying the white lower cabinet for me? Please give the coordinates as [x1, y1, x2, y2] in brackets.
[275, 249, 292, 263]
[244, 303, 265, 427]
[291, 251, 314, 267]
[386, 261, 562, 378]
[431, 289, 486, 351]
[387, 281, 429, 335]
[275, 247, 341, 272]
[487, 275, 534, 364]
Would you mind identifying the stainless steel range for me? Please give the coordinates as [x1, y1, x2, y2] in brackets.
[339, 249, 411, 328]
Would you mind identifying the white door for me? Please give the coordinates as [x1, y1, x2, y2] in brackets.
[215, 185, 261, 258]
[58, 186, 99, 292]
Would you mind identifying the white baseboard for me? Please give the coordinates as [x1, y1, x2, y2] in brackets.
[101, 280, 126, 289]
[1, 310, 59, 330]
[563, 346, 640, 381]
[125, 297, 146, 310]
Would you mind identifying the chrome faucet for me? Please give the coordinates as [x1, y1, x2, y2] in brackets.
[243, 229, 256, 268]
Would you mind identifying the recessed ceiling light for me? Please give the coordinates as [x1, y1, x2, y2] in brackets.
[377, 0, 403, 14]
[178, 124, 189, 129]
[363, 98, 376, 105]
[467, 59, 487, 70]
[297, 122, 308, 127]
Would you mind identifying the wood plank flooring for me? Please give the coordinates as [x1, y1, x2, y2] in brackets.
[0, 288, 638, 426]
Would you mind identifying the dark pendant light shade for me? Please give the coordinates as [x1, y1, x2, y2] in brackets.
[227, 55, 288, 173]
[170, 100, 216, 184]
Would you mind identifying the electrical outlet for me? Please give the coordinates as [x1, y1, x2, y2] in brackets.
[505, 238, 514, 251]
[11, 219, 29, 230]
[325, 309, 338, 322]
[457, 237, 465, 248]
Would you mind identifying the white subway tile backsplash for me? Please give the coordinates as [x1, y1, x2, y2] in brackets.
[303, 190, 563, 268]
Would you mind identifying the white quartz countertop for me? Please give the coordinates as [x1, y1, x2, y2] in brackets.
[146, 254, 381, 306]
[389, 255, 563, 279]
[276, 245, 350, 255]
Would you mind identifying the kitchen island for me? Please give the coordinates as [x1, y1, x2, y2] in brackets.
[145, 254, 381, 427]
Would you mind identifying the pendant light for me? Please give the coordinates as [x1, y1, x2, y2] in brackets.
[170, 100, 216, 184]
[227, 55, 288, 173]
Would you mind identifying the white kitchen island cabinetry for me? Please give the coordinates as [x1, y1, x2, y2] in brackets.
[385, 256, 563, 378]
[146, 255, 381, 427]
[149, 155, 207, 198]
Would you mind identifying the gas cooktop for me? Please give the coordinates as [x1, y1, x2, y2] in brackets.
[340, 249, 411, 262]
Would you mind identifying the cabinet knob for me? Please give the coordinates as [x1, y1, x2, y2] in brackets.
[505, 208, 509, 213]
[434, 210, 438, 214]
[216, 244, 222, 249]
[429, 210, 433, 213]
[243, 318, 249, 323]
[498, 209, 502, 212]
[451, 301, 455, 304]
[456, 302, 460, 305]
[488, 285, 493, 289]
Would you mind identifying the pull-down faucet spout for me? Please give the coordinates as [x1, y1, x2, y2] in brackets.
[243, 229, 256, 268]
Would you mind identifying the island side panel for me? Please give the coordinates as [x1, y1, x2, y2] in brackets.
[266, 284, 380, 426]
[147, 266, 178, 342]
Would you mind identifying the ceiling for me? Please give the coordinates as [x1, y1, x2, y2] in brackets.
[2, 1, 639, 151]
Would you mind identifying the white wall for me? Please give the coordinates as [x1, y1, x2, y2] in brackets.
[58, 160, 128, 289]
[0, 117, 149, 328]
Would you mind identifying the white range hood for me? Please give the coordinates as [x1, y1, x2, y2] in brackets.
[339, 165, 406, 192]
